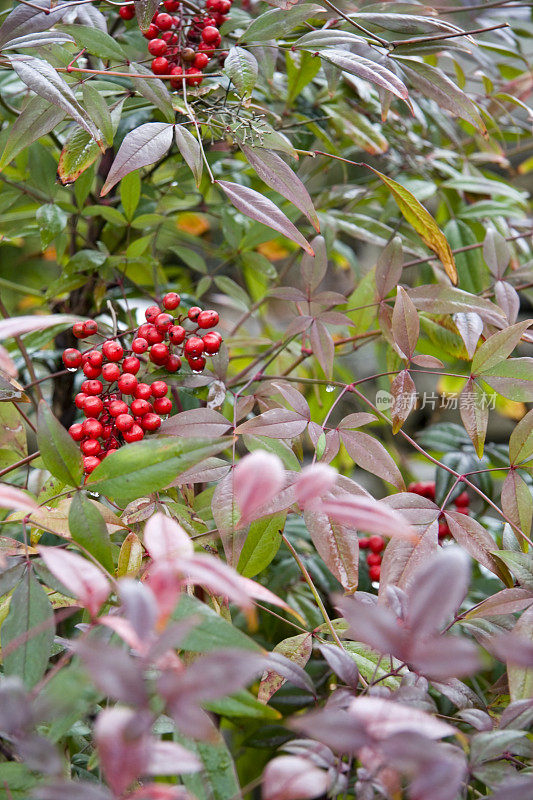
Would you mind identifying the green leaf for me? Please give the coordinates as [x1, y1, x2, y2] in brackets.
[224, 46, 258, 101]
[86, 437, 229, 505]
[82, 84, 114, 146]
[117, 531, 143, 578]
[205, 689, 281, 719]
[509, 409, 533, 466]
[68, 492, 114, 574]
[129, 62, 175, 123]
[37, 401, 83, 488]
[369, 167, 458, 284]
[472, 320, 533, 374]
[175, 124, 203, 188]
[240, 4, 324, 42]
[286, 50, 321, 104]
[0, 95, 65, 169]
[480, 358, 533, 402]
[237, 512, 286, 578]
[0, 764, 38, 799]
[172, 593, 261, 652]
[444, 220, 489, 294]
[508, 605, 533, 701]
[176, 730, 241, 800]
[57, 23, 126, 60]
[2, 569, 54, 688]
[120, 170, 141, 221]
[492, 551, 533, 590]
[57, 127, 101, 186]
[36, 203, 68, 249]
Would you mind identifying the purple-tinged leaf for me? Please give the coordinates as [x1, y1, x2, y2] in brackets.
[147, 740, 201, 775]
[75, 2, 107, 32]
[258, 633, 313, 702]
[300, 235, 327, 291]
[270, 287, 307, 302]
[495, 280, 520, 325]
[318, 494, 415, 539]
[101, 123, 174, 196]
[262, 755, 330, 800]
[339, 595, 406, 656]
[159, 408, 232, 438]
[309, 320, 334, 379]
[348, 695, 455, 739]
[320, 50, 409, 102]
[338, 413, 376, 430]
[457, 709, 493, 731]
[236, 408, 308, 439]
[464, 588, 533, 619]
[406, 549, 469, 637]
[290, 707, 368, 754]
[211, 470, 244, 565]
[0, 0, 68, 48]
[34, 782, 112, 800]
[173, 457, 231, 485]
[340, 430, 405, 489]
[307, 423, 341, 463]
[118, 578, 158, 640]
[295, 464, 337, 508]
[375, 236, 403, 300]
[217, 180, 314, 255]
[483, 227, 510, 279]
[233, 450, 285, 523]
[490, 776, 533, 800]
[501, 469, 533, 539]
[286, 316, 313, 337]
[144, 511, 193, 560]
[408, 285, 505, 325]
[318, 643, 358, 689]
[378, 517, 438, 600]
[304, 506, 359, 592]
[392, 287, 419, 359]
[480, 357, 533, 402]
[241, 145, 319, 232]
[74, 641, 148, 706]
[509, 408, 533, 465]
[454, 312, 483, 360]
[390, 369, 416, 433]
[459, 378, 488, 458]
[0, 313, 79, 340]
[1, 31, 75, 49]
[445, 511, 512, 584]
[410, 354, 444, 368]
[472, 319, 533, 374]
[269, 381, 310, 419]
[38, 546, 111, 617]
[129, 62, 174, 123]
[175, 124, 203, 188]
[507, 605, 533, 700]
[0, 485, 38, 514]
[9, 56, 102, 146]
[409, 635, 480, 680]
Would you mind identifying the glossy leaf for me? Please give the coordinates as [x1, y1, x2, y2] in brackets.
[37, 401, 83, 488]
[101, 123, 174, 196]
[224, 47, 258, 101]
[68, 492, 114, 574]
[320, 50, 409, 103]
[304, 507, 359, 592]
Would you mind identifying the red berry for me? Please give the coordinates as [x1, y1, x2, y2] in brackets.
[163, 292, 181, 310]
[199, 41, 215, 55]
[123, 424, 145, 443]
[455, 491, 469, 507]
[408, 482, 422, 494]
[69, 423, 84, 441]
[197, 309, 219, 329]
[119, 4, 135, 19]
[162, 31, 178, 43]
[187, 356, 206, 372]
[202, 331, 222, 354]
[83, 456, 101, 474]
[369, 565, 381, 582]
[455, 507, 469, 515]
[102, 363, 121, 382]
[62, 348, 82, 368]
[102, 424, 113, 439]
[143, 23, 159, 38]
[151, 380, 168, 398]
[166, 354, 181, 372]
[155, 12, 173, 29]
[205, 0, 221, 9]
[87, 350, 103, 368]
[152, 56, 169, 74]
[132, 337, 149, 354]
[153, 396, 172, 414]
[201, 25, 220, 44]
[155, 313, 173, 333]
[83, 363, 102, 379]
[115, 413, 135, 432]
[83, 396, 104, 418]
[122, 356, 140, 375]
[118, 374, 138, 395]
[109, 400, 129, 417]
[148, 38, 168, 56]
[185, 67, 203, 86]
[81, 380, 103, 395]
[150, 343, 170, 365]
[184, 336, 204, 357]
[170, 65, 183, 88]
[102, 341, 124, 362]
[188, 306, 202, 322]
[146, 326, 165, 345]
[72, 322, 86, 339]
[438, 522, 450, 538]
[368, 535, 385, 554]
[75, 392, 87, 409]
[218, 0, 231, 12]
[134, 383, 152, 400]
[366, 553, 381, 567]
[164, 0, 180, 9]
[169, 325, 186, 344]
[83, 320, 98, 336]
[81, 439, 101, 457]
[212, 12, 227, 25]
[131, 399, 152, 416]
[82, 419, 103, 439]
[194, 52, 209, 69]
[137, 323, 153, 339]
[359, 537, 370, 549]
[141, 412, 161, 431]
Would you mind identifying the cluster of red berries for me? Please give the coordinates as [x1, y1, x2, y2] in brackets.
[408, 481, 470, 539]
[118, 0, 231, 87]
[359, 535, 385, 583]
[63, 294, 222, 477]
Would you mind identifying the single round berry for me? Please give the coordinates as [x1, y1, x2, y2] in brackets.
[81, 438, 101, 457]
[197, 309, 219, 329]
[83, 456, 101, 474]
[83, 320, 98, 336]
[116, 413, 135, 432]
[146, 326, 165, 345]
[123, 424, 145, 443]
[141, 413, 161, 431]
[108, 399, 129, 417]
[218, 0, 231, 12]
[212, 11, 227, 25]
[153, 396, 172, 414]
[134, 383, 152, 401]
[369, 565, 381, 582]
[62, 348, 82, 369]
[438, 522, 450, 538]
[166, 354, 182, 372]
[155, 12, 173, 29]
[87, 350, 104, 368]
[187, 355, 206, 372]
[132, 337, 149, 354]
[184, 336, 204, 357]
[202, 331, 222, 354]
[102, 363, 121, 382]
[83, 362, 102, 379]
[102, 340, 124, 362]
[75, 392, 87, 409]
[185, 67, 203, 86]
[368, 535, 385, 554]
[150, 343, 170, 365]
[119, 4, 135, 19]
[143, 23, 159, 39]
[163, 292, 181, 310]
[164, 0, 180, 9]
[122, 356, 140, 375]
[202, 25, 220, 44]
[102, 424, 114, 440]
[170, 65, 183, 88]
[148, 38, 168, 56]
[169, 325, 186, 344]
[73, 322, 86, 339]
[83, 396, 104, 418]
[194, 52, 209, 69]
[188, 306, 202, 322]
[151, 55, 169, 74]
[151, 380, 168, 398]
[82, 418, 104, 439]
[118, 374, 138, 395]
[137, 323, 153, 339]
[366, 552, 381, 567]
[455, 491, 469, 507]
[131, 399, 152, 417]
[359, 537, 370, 549]
[69, 423, 84, 442]
[81, 379, 103, 396]
[155, 313, 173, 333]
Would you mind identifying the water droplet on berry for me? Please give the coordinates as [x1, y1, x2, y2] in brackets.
[326, 384, 335, 392]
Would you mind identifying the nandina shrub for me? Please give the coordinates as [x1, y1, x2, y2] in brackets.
[0, 0, 533, 798]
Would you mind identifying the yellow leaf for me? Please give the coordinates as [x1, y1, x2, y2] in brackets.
[257, 240, 290, 261]
[176, 212, 210, 236]
[369, 167, 458, 285]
